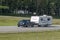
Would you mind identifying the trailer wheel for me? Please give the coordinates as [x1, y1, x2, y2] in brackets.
[38, 25, 41, 27]
[44, 25, 48, 27]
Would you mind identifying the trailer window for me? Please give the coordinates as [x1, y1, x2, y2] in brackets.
[47, 18, 50, 21]
[41, 18, 43, 21]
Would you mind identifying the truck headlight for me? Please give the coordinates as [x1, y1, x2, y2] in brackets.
[23, 23, 24, 24]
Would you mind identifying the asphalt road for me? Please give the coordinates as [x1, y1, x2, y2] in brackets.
[0, 25, 60, 33]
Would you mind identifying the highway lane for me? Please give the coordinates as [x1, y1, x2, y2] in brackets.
[0, 25, 60, 33]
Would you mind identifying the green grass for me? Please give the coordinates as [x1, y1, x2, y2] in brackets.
[0, 16, 30, 26]
[0, 31, 60, 40]
[53, 19, 60, 25]
[0, 16, 60, 26]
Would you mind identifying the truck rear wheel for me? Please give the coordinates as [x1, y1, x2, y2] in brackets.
[23, 25, 28, 27]
[31, 25, 34, 27]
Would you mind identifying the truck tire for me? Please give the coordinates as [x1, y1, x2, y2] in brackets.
[18, 25, 20, 27]
[25, 26, 28, 27]
[23, 25, 28, 27]
[31, 25, 34, 27]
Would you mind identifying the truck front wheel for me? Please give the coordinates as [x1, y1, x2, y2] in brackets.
[18, 25, 20, 27]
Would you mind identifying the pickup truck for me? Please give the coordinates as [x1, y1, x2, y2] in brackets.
[17, 20, 34, 27]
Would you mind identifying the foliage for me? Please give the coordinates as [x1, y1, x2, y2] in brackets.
[0, 0, 60, 17]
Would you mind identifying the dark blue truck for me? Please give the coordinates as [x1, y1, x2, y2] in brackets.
[17, 20, 34, 27]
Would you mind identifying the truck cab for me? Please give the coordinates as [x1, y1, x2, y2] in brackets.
[18, 20, 30, 27]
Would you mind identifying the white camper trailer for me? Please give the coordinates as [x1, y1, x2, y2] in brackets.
[30, 15, 52, 27]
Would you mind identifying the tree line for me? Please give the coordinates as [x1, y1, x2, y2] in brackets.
[0, 0, 60, 17]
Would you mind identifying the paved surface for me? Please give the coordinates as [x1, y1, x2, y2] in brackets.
[0, 25, 60, 33]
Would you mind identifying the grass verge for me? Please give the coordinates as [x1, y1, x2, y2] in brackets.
[0, 16, 30, 26]
[0, 16, 60, 26]
[53, 19, 60, 25]
[0, 31, 60, 40]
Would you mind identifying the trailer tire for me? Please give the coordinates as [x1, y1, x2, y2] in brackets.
[38, 25, 41, 27]
[44, 25, 48, 27]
